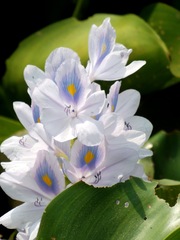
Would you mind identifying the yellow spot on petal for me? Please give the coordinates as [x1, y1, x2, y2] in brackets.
[101, 43, 107, 55]
[84, 151, 94, 164]
[42, 174, 52, 186]
[67, 84, 76, 96]
[111, 105, 115, 112]
[37, 117, 41, 123]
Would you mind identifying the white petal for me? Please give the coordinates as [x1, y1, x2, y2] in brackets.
[90, 52, 127, 81]
[125, 116, 153, 141]
[53, 118, 77, 142]
[1, 160, 33, 173]
[0, 172, 46, 202]
[40, 107, 69, 137]
[76, 116, 104, 146]
[71, 139, 105, 171]
[32, 79, 63, 108]
[31, 150, 65, 196]
[139, 148, 153, 158]
[122, 130, 147, 147]
[80, 90, 106, 116]
[124, 60, 146, 78]
[115, 89, 140, 117]
[55, 59, 90, 108]
[53, 139, 71, 160]
[86, 148, 139, 187]
[0, 202, 43, 230]
[0, 135, 37, 162]
[100, 113, 124, 137]
[62, 159, 81, 183]
[16, 220, 40, 240]
[45, 47, 80, 80]
[13, 101, 34, 130]
[29, 220, 41, 240]
[88, 17, 115, 67]
[24, 65, 46, 90]
[129, 163, 149, 182]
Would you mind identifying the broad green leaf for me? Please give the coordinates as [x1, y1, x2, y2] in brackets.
[141, 3, 180, 79]
[141, 130, 180, 206]
[0, 116, 24, 144]
[165, 227, 180, 240]
[2, 13, 172, 104]
[37, 178, 180, 240]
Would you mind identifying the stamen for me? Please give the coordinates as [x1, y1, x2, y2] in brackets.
[124, 121, 132, 130]
[64, 105, 77, 117]
[64, 105, 71, 115]
[19, 136, 31, 148]
[94, 171, 101, 184]
[19, 137, 26, 146]
[34, 197, 43, 207]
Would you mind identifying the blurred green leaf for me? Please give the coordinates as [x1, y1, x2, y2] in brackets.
[140, 156, 154, 180]
[8, 230, 17, 240]
[158, 179, 180, 186]
[155, 183, 180, 207]
[164, 227, 180, 240]
[162, 76, 180, 89]
[0, 86, 15, 118]
[141, 2, 180, 79]
[2, 13, 172, 103]
[142, 130, 180, 207]
[0, 116, 24, 144]
[148, 130, 180, 181]
[37, 178, 180, 240]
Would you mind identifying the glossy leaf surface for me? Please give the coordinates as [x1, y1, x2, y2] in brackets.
[37, 178, 180, 240]
[2, 13, 172, 104]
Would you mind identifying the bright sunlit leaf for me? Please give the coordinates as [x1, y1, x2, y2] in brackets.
[2, 13, 172, 104]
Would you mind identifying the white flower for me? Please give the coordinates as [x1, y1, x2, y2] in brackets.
[24, 47, 80, 92]
[99, 81, 153, 143]
[13, 101, 42, 131]
[32, 58, 106, 146]
[0, 150, 65, 240]
[0, 16, 154, 239]
[62, 134, 151, 188]
[86, 17, 146, 82]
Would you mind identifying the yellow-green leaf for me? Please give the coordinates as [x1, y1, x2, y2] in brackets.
[2, 13, 172, 104]
[141, 2, 180, 79]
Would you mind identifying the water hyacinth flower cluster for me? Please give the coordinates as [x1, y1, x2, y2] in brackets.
[0, 17, 153, 240]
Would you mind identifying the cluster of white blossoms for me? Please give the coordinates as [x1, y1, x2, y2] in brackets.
[0, 18, 153, 240]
